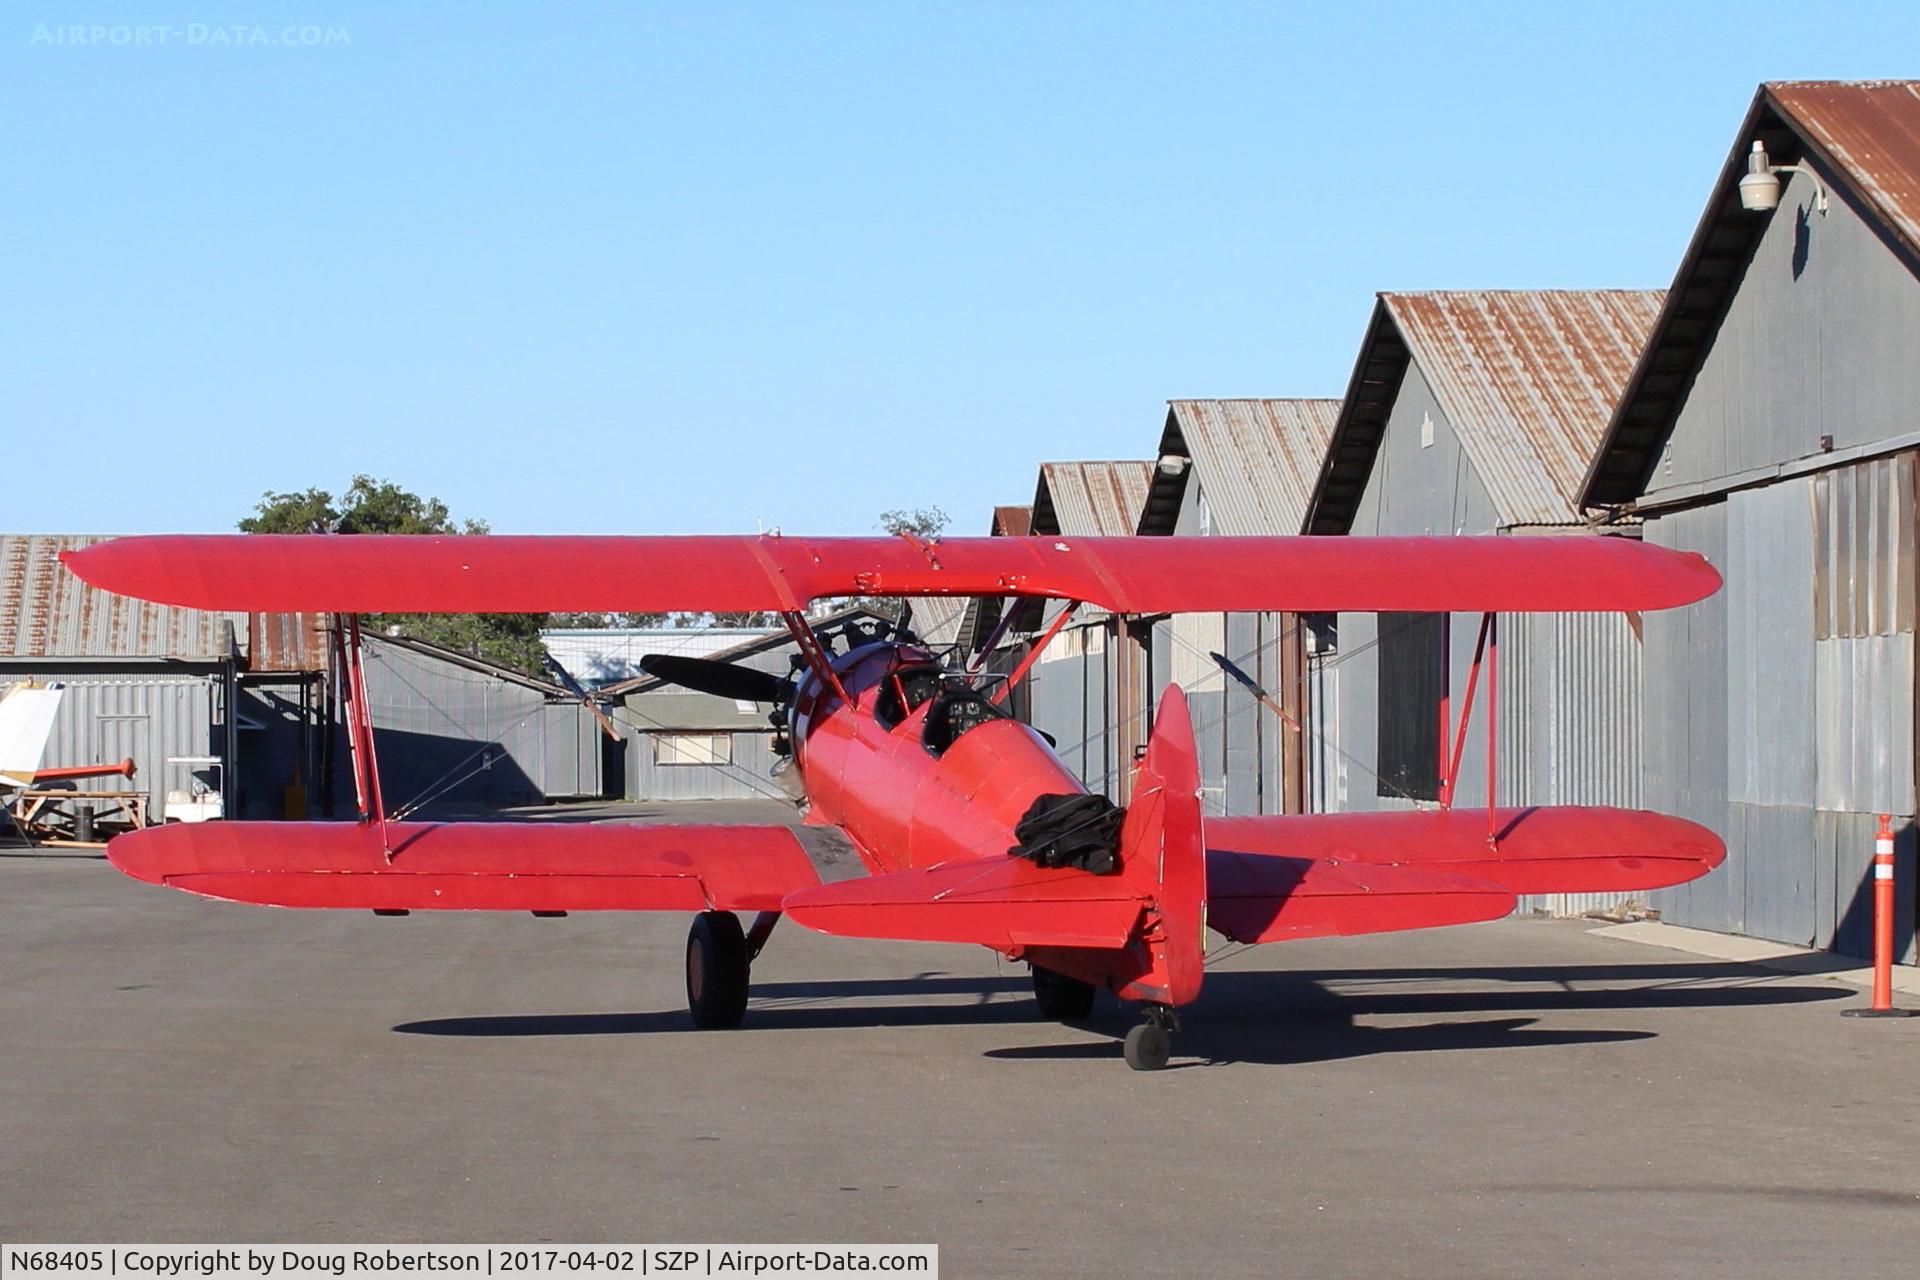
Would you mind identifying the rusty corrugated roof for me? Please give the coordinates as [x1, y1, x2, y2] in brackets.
[1309, 291, 1662, 532]
[2, 535, 241, 661]
[1770, 81, 1920, 260]
[1586, 82, 1920, 508]
[907, 595, 969, 647]
[1031, 461, 1153, 537]
[990, 505, 1032, 536]
[248, 612, 332, 672]
[1389, 290, 1663, 525]
[1143, 400, 1339, 536]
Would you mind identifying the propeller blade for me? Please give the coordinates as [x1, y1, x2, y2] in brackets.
[638, 655, 790, 704]
[540, 654, 623, 743]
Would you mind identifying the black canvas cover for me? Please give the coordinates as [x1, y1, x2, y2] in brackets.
[1008, 792, 1124, 876]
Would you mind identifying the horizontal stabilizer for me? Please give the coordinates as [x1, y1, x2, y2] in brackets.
[1207, 854, 1516, 944]
[1207, 806, 1725, 897]
[63, 533, 1720, 616]
[783, 858, 1144, 950]
[107, 820, 827, 912]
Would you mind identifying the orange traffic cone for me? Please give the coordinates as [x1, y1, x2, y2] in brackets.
[1842, 814, 1916, 1018]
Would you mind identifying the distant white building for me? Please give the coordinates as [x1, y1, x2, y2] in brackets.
[540, 627, 779, 689]
[602, 607, 894, 803]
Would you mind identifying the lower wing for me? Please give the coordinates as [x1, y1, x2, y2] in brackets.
[113, 818, 1145, 951]
[106, 820, 851, 913]
[111, 804, 1722, 951]
[1204, 806, 1724, 945]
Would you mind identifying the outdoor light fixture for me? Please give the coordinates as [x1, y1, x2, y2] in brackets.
[1737, 140, 1829, 214]
[1156, 453, 1190, 476]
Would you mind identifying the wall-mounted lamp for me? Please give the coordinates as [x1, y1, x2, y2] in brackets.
[1155, 453, 1190, 476]
[1737, 140, 1829, 215]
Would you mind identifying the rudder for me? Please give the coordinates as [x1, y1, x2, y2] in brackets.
[1115, 684, 1207, 1007]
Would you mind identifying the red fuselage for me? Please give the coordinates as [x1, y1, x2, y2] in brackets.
[777, 641, 1203, 1008]
[787, 642, 1086, 874]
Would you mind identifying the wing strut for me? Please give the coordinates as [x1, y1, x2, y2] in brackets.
[989, 601, 1080, 705]
[779, 610, 850, 706]
[1436, 611, 1498, 844]
[331, 613, 391, 855]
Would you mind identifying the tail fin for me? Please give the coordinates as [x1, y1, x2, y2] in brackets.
[0, 683, 64, 786]
[1114, 684, 1207, 1007]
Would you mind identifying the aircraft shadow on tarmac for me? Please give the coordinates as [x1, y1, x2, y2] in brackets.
[392, 961, 1849, 1067]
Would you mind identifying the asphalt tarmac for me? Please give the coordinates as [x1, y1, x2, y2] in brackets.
[2, 807, 1917, 1278]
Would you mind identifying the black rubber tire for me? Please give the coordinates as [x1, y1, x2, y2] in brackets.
[686, 911, 749, 1029]
[1123, 1021, 1171, 1071]
[1031, 966, 1097, 1021]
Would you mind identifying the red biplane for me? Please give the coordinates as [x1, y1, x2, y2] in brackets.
[63, 533, 1724, 1069]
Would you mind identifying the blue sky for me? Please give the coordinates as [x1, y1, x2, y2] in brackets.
[5, 2, 1917, 536]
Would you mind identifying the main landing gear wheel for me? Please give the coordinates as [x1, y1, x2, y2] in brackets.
[686, 911, 749, 1029]
[1031, 966, 1097, 1021]
[1124, 1007, 1177, 1071]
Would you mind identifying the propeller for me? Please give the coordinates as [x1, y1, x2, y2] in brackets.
[540, 654, 623, 743]
[638, 654, 791, 705]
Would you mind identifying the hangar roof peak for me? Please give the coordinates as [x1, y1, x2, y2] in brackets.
[1307, 289, 1663, 534]
[990, 505, 1032, 537]
[1766, 81, 1920, 258]
[1030, 461, 1153, 537]
[1139, 399, 1339, 536]
[1584, 80, 1920, 508]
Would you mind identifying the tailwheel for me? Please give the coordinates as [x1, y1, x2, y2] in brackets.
[1123, 1006, 1177, 1071]
[1031, 965, 1097, 1021]
[686, 911, 750, 1029]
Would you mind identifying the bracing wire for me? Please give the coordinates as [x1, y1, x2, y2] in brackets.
[1012, 609, 1438, 808]
[378, 606, 1441, 821]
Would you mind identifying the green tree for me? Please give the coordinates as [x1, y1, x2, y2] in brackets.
[851, 506, 951, 624]
[880, 506, 949, 540]
[240, 475, 489, 536]
[239, 476, 550, 674]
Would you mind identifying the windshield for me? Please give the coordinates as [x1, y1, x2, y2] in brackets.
[922, 684, 1010, 755]
[874, 664, 944, 730]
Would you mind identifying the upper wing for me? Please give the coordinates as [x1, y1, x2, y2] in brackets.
[61, 533, 1720, 616]
[106, 819, 845, 912]
[1204, 806, 1725, 945]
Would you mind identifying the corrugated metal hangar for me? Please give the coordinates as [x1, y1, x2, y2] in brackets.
[1583, 81, 1920, 960]
[1017, 461, 1153, 801]
[1303, 290, 1660, 915]
[1138, 399, 1337, 818]
[2, 535, 238, 826]
[974, 81, 1919, 965]
[3, 537, 614, 834]
[607, 606, 895, 803]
